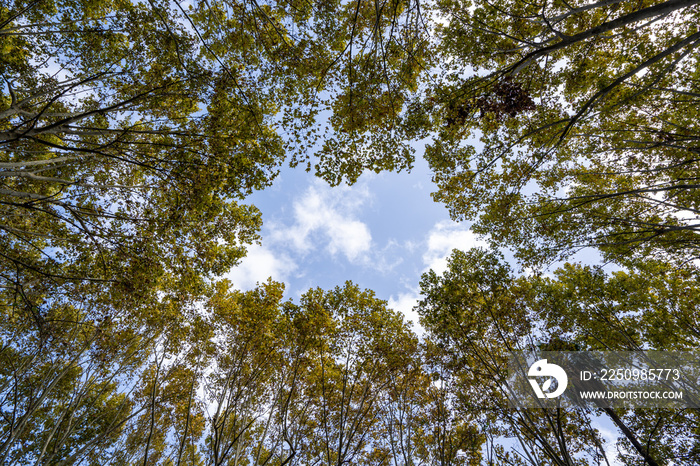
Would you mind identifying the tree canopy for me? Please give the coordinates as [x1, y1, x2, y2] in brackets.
[417, 248, 700, 465]
[3, 0, 700, 464]
[0, 0, 429, 301]
[424, 0, 700, 267]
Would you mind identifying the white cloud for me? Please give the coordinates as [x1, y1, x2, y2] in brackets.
[423, 221, 487, 274]
[224, 243, 297, 291]
[388, 291, 424, 334]
[271, 181, 373, 263]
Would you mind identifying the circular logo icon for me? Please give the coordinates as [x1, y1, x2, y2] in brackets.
[528, 359, 568, 399]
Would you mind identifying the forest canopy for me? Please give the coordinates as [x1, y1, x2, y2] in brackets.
[1, 0, 700, 464]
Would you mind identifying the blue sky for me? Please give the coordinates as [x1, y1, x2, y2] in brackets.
[223, 127, 613, 335]
[225, 151, 489, 331]
[226, 143, 609, 331]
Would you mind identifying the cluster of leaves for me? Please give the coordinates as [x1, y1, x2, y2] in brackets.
[0, 0, 443, 464]
[473, 78, 536, 121]
[0, 0, 432, 463]
[409, 2, 700, 459]
[445, 77, 536, 127]
[0, 0, 431, 305]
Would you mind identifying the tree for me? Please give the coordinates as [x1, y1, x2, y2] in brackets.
[291, 282, 421, 465]
[411, 339, 486, 466]
[202, 279, 301, 466]
[422, 0, 700, 266]
[0, 0, 281, 327]
[415, 248, 593, 466]
[416, 247, 700, 465]
[0, 286, 163, 465]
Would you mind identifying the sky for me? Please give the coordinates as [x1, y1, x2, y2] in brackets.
[224, 140, 610, 333]
[224, 148, 490, 332]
